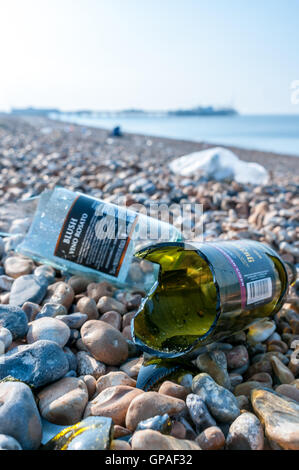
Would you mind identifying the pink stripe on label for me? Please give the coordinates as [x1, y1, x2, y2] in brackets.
[213, 245, 247, 309]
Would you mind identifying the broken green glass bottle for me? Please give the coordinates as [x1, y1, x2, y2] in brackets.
[132, 240, 289, 359]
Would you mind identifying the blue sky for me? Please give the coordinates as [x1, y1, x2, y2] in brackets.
[0, 0, 298, 114]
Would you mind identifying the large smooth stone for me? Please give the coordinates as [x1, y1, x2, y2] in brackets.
[84, 385, 143, 426]
[81, 320, 128, 366]
[0, 305, 28, 339]
[38, 377, 88, 425]
[126, 391, 186, 431]
[192, 373, 240, 423]
[9, 274, 48, 307]
[0, 381, 42, 450]
[27, 317, 70, 347]
[226, 412, 264, 450]
[131, 430, 201, 450]
[251, 389, 299, 450]
[0, 340, 69, 387]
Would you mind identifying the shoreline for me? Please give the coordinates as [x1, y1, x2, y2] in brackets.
[22, 115, 299, 179]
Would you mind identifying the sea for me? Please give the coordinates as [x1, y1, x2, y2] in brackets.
[51, 113, 299, 157]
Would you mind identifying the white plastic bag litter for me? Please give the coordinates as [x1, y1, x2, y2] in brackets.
[169, 147, 269, 185]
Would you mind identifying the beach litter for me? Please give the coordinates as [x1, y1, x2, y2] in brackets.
[169, 147, 269, 184]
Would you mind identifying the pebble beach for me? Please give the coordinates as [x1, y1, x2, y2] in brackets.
[0, 115, 298, 451]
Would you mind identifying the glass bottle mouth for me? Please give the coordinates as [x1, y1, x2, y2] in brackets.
[132, 241, 221, 359]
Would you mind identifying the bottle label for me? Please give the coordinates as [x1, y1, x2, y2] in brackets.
[197, 241, 276, 310]
[54, 194, 137, 277]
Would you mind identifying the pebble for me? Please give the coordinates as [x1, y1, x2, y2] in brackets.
[100, 310, 122, 330]
[0, 381, 42, 450]
[38, 377, 88, 425]
[36, 302, 67, 319]
[56, 312, 88, 329]
[120, 356, 143, 378]
[0, 275, 14, 291]
[9, 274, 48, 307]
[248, 372, 273, 388]
[122, 311, 136, 329]
[275, 384, 299, 403]
[96, 371, 136, 393]
[81, 320, 128, 366]
[234, 381, 265, 397]
[196, 350, 231, 389]
[68, 275, 90, 294]
[226, 412, 264, 450]
[48, 282, 74, 309]
[236, 395, 250, 410]
[4, 256, 34, 279]
[251, 388, 299, 450]
[22, 301, 41, 321]
[113, 425, 131, 439]
[110, 440, 131, 450]
[34, 265, 55, 282]
[247, 321, 276, 344]
[0, 434, 22, 450]
[63, 346, 77, 371]
[0, 237, 4, 259]
[229, 373, 243, 388]
[0, 305, 28, 339]
[192, 373, 240, 423]
[226, 345, 249, 370]
[97, 296, 126, 315]
[186, 394, 216, 431]
[80, 374, 97, 399]
[84, 385, 143, 426]
[289, 349, 299, 376]
[0, 326, 13, 350]
[87, 281, 114, 302]
[158, 381, 188, 400]
[76, 351, 106, 379]
[170, 421, 187, 439]
[270, 356, 295, 384]
[122, 325, 132, 340]
[126, 391, 186, 431]
[27, 317, 70, 347]
[0, 340, 69, 387]
[131, 429, 201, 450]
[196, 426, 225, 450]
[77, 296, 99, 319]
